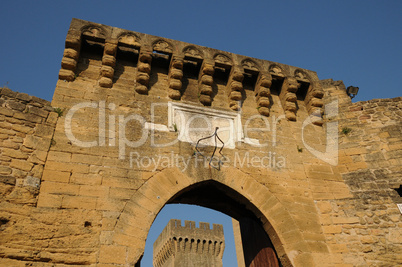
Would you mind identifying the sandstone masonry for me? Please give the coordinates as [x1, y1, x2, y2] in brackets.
[0, 18, 400, 266]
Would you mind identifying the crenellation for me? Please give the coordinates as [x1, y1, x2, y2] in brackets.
[154, 219, 225, 267]
[198, 221, 210, 230]
[184, 220, 196, 229]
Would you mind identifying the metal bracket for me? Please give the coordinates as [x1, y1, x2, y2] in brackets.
[195, 127, 226, 170]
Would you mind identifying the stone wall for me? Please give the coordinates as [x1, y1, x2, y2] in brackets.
[0, 18, 400, 267]
[0, 87, 56, 206]
[0, 88, 102, 266]
[316, 80, 402, 266]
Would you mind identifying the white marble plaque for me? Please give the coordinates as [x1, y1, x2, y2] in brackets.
[168, 102, 243, 148]
[397, 204, 402, 214]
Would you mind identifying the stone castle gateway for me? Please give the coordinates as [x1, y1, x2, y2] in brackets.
[0, 18, 401, 266]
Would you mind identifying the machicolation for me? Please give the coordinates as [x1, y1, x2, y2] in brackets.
[0, 18, 401, 266]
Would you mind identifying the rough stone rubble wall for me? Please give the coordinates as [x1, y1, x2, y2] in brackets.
[317, 80, 402, 266]
[0, 87, 102, 266]
[0, 87, 57, 206]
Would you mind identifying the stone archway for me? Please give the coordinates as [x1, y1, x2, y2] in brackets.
[105, 166, 316, 266]
[167, 180, 283, 266]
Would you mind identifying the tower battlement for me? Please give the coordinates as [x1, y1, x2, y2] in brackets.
[153, 219, 225, 267]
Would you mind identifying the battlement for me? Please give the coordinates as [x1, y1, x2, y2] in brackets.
[153, 219, 225, 267]
[56, 18, 328, 125]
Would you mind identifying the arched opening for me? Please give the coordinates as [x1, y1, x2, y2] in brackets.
[110, 167, 303, 267]
[141, 204, 238, 266]
[141, 180, 284, 266]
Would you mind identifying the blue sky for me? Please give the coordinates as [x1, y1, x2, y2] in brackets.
[1, 1, 401, 266]
[1, 1, 401, 102]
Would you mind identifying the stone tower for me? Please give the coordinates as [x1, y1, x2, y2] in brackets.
[153, 219, 225, 267]
[0, 18, 401, 267]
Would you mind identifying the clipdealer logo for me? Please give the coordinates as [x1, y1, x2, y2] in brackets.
[64, 100, 339, 167]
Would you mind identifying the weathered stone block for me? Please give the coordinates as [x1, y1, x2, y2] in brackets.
[332, 217, 360, 224]
[0, 107, 14, 117]
[99, 245, 127, 264]
[109, 187, 135, 200]
[101, 177, 142, 190]
[322, 225, 342, 234]
[42, 169, 71, 183]
[47, 151, 72, 162]
[40, 181, 79, 195]
[62, 195, 97, 209]
[0, 87, 17, 97]
[1, 140, 20, 149]
[37, 193, 63, 208]
[46, 112, 59, 125]
[10, 159, 33, 172]
[23, 176, 41, 188]
[70, 172, 101, 185]
[13, 112, 43, 123]
[11, 124, 32, 134]
[2, 148, 28, 159]
[0, 166, 12, 175]
[96, 197, 125, 212]
[34, 124, 54, 137]
[0, 175, 16, 185]
[28, 150, 48, 164]
[6, 99, 25, 111]
[15, 93, 32, 102]
[79, 185, 109, 197]
[71, 153, 102, 165]
[316, 201, 333, 214]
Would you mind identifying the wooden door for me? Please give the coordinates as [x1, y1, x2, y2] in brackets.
[238, 217, 280, 267]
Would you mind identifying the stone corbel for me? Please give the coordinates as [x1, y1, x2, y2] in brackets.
[135, 46, 152, 94]
[305, 81, 324, 125]
[227, 65, 244, 111]
[59, 30, 81, 81]
[255, 71, 272, 116]
[168, 55, 184, 100]
[198, 59, 215, 106]
[99, 39, 118, 88]
[280, 77, 299, 121]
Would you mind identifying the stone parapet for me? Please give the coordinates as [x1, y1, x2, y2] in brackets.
[57, 18, 325, 122]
